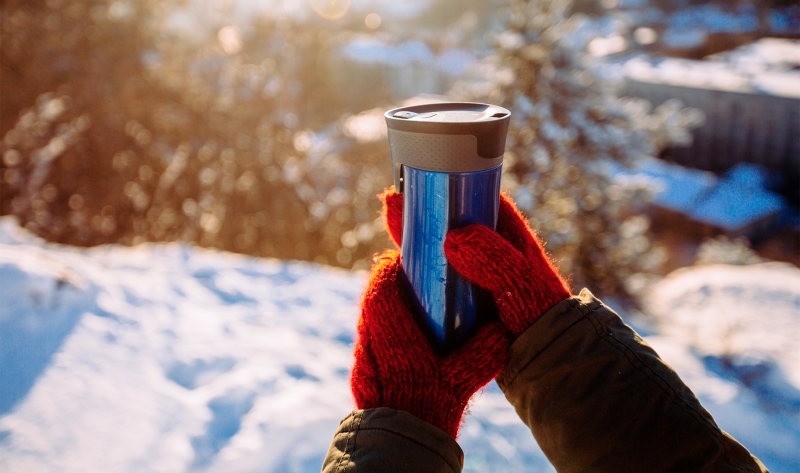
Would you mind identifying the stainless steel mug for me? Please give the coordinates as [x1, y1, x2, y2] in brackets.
[384, 102, 511, 353]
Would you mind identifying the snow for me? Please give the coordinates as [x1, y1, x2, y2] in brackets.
[667, 4, 759, 34]
[659, 4, 759, 50]
[606, 38, 800, 98]
[646, 263, 800, 471]
[624, 55, 800, 97]
[707, 38, 800, 73]
[0, 218, 360, 472]
[610, 160, 788, 231]
[617, 3, 799, 47]
[612, 158, 717, 214]
[342, 37, 434, 66]
[335, 36, 476, 98]
[340, 36, 475, 76]
[661, 27, 709, 50]
[690, 177, 786, 231]
[1, 217, 799, 472]
[0, 218, 551, 472]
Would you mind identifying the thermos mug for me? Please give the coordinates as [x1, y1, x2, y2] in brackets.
[384, 102, 511, 353]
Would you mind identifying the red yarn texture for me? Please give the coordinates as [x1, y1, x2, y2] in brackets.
[445, 193, 572, 337]
[381, 187, 571, 338]
[350, 251, 511, 439]
[351, 188, 569, 438]
[380, 188, 404, 248]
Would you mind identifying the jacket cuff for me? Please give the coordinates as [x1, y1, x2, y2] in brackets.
[322, 408, 464, 473]
[497, 288, 602, 391]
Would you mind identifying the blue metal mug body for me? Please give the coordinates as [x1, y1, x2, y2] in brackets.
[401, 165, 502, 353]
[385, 102, 510, 354]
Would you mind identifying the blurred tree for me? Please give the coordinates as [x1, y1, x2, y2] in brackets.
[1, 0, 706, 288]
[1, 0, 164, 245]
[1, 0, 391, 267]
[452, 0, 704, 302]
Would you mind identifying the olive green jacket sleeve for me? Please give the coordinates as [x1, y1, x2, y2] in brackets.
[321, 407, 464, 473]
[497, 289, 767, 473]
[322, 289, 768, 473]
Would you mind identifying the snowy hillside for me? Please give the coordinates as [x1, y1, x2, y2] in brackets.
[1, 216, 799, 472]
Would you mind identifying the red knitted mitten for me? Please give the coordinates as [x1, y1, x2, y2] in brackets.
[350, 251, 511, 439]
[380, 188, 403, 248]
[444, 193, 572, 337]
[381, 187, 570, 338]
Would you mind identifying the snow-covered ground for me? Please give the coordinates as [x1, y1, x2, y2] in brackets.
[1, 217, 798, 472]
[644, 263, 800, 470]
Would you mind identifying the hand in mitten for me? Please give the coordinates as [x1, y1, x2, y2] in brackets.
[381, 187, 570, 338]
[445, 194, 571, 337]
[350, 251, 511, 439]
[381, 187, 403, 248]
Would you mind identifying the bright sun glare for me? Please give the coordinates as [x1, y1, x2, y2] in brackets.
[307, 0, 352, 20]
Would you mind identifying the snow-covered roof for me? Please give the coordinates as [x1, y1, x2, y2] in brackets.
[609, 38, 800, 99]
[614, 160, 788, 231]
[706, 38, 800, 72]
[622, 57, 800, 98]
[690, 178, 787, 231]
[622, 158, 718, 214]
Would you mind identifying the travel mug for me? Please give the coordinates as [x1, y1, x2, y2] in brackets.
[384, 102, 511, 353]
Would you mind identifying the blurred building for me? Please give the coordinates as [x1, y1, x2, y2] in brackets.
[612, 39, 800, 184]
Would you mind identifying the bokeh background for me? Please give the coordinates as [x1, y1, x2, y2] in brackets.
[1, 0, 799, 471]
[2, 0, 798, 302]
